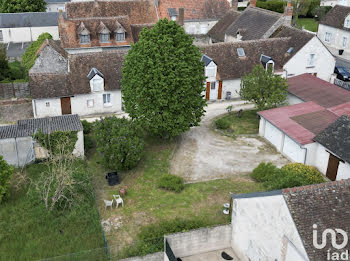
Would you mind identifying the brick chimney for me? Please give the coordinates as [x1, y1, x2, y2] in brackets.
[284, 1, 293, 25]
[231, 0, 238, 11]
[178, 8, 184, 26]
[250, 0, 256, 7]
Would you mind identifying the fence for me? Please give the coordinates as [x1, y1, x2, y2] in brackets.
[0, 82, 29, 99]
[334, 78, 350, 91]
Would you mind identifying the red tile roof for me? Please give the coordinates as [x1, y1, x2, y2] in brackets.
[287, 73, 350, 108]
[328, 101, 350, 116]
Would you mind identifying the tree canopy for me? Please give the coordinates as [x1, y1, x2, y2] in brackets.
[239, 65, 288, 111]
[0, 0, 46, 13]
[0, 44, 9, 81]
[122, 19, 206, 139]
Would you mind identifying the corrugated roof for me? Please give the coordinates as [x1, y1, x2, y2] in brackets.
[0, 125, 18, 139]
[0, 12, 64, 28]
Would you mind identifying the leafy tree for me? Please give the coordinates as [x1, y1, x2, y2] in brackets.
[0, 44, 9, 81]
[292, 0, 312, 21]
[122, 19, 206, 139]
[94, 117, 145, 171]
[0, 156, 14, 203]
[239, 65, 288, 111]
[257, 0, 286, 13]
[0, 0, 46, 13]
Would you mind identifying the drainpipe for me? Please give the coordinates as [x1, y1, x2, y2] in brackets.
[301, 146, 307, 164]
[14, 137, 20, 167]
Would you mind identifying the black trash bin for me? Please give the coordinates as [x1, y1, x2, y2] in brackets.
[106, 172, 119, 186]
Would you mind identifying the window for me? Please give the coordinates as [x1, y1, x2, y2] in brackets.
[103, 93, 111, 106]
[325, 32, 331, 43]
[307, 54, 315, 67]
[100, 33, 110, 43]
[287, 47, 294, 54]
[171, 15, 177, 21]
[80, 34, 90, 44]
[210, 82, 216, 90]
[343, 37, 348, 48]
[92, 78, 103, 92]
[87, 99, 94, 108]
[345, 19, 350, 28]
[266, 61, 274, 72]
[116, 32, 125, 42]
[237, 48, 245, 57]
[45, 102, 50, 107]
[0, 30, 3, 42]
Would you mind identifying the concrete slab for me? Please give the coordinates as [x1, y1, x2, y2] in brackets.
[181, 248, 240, 261]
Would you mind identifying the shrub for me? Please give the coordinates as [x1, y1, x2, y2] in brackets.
[215, 118, 230, 130]
[81, 120, 93, 134]
[84, 135, 94, 153]
[251, 162, 279, 182]
[257, 0, 286, 13]
[34, 130, 78, 155]
[94, 117, 145, 170]
[8, 61, 26, 81]
[0, 156, 14, 203]
[281, 163, 324, 184]
[158, 174, 185, 192]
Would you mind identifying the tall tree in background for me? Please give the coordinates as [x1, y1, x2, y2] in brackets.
[122, 19, 206, 139]
[239, 65, 288, 111]
[292, 0, 312, 21]
[0, 44, 9, 81]
[0, 0, 46, 13]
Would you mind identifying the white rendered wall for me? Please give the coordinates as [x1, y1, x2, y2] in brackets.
[318, 24, 350, 50]
[231, 194, 308, 261]
[222, 78, 241, 99]
[284, 36, 335, 82]
[0, 138, 18, 166]
[33, 97, 62, 118]
[184, 20, 217, 35]
[337, 161, 350, 180]
[263, 120, 283, 151]
[0, 26, 59, 43]
[287, 93, 304, 105]
[282, 135, 306, 163]
[46, 3, 66, 12]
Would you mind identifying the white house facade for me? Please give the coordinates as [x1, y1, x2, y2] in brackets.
[45, 0, 69, 12]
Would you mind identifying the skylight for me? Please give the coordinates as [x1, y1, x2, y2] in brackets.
[237, 48, 245, 57]
[287, 47, 294, 54]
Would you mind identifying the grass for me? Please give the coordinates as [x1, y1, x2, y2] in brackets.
[89, 136, 265, 259]
[295, 18, 319, 32]
[214, 109, 260, 136]
[0, 161, 106, 260]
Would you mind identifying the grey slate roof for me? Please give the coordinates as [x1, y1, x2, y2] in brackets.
[201, 54, 213, 66]
[320, 5, 350, 31]
[0, 12, 64, 28]
[313, 115, 350, 163]
[0, 114, 83, 139]
[87, 67, 104, 80]
[225, 7, 282, 40]
[283, 180, 350, 261]
[207, 9, 241, 42]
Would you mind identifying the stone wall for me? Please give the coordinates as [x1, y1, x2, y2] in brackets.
[0, 99, 33, 123]
[0, 82, 30, 99]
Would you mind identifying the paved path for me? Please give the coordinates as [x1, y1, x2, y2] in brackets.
[169, 100, 289, 182]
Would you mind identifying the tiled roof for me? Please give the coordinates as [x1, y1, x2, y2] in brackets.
[36, 39, 67, 58]
[225, 7, 282, 40]
[328, 101, 350, 116]
[283, 179, 350, 261]
[0, 115, 82, 139]
[207, 9, 241, 42]
[320, 5, 350, 31]
[314, 115, 350, 163]
[0, 12, 64, 28]
[287, 73, 350, 108]
[130, 23, 154, 43]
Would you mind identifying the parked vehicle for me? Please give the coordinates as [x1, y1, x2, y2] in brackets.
[334, 66, 350, 81]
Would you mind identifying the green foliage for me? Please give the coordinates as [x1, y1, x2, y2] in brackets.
[311, 6, 331, 21]
[157, 174, 185, 192]
[94, 117, 145, 170]
[22, 32, 52, 72]
[215, 118, 231, 130]
[34, 130, 78, 155]
[0, 0, 46, 13]
[7, 61, 27, 81]
[295, 18, 319, 32]
[0, 156, 14, 203]
[122, 19, 206, 139]
[84, 135, 94, 153]
[292, 0, 312, 19]
[0, 43, 9, 81]
[81, 120, 93, 134]
[307, 0, 320, 17]
[257, 0, 286, 13]
[251, 162, 325, 190]
[226, 105, 233, 114]
[240, 65, 288, 111]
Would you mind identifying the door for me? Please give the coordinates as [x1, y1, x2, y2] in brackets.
[218, 81, 223, 99]
[326, 154, 340, 181]
[209, 82, 217, 100]
[206, 82, 210, 100]
[60, 97, 72, 115]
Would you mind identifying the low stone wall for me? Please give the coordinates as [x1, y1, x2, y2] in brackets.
[0, 82, 30, 99]
[119, 252, 163, 261]
[0, 99, 33, 123]
[165, 224, 232, 258]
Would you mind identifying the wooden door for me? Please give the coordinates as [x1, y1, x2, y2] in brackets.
[206, 82, 210, 100]
[218, 81, 223, 100]
[326, 154, 340, 181]
[60, 97, 72, 115]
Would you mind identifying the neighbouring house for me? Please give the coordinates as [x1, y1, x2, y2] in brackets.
[29, 39, 126, 118]
[208, 0, 293, 43]
[45, 0, 70, 12]
[201, 26, 335, 100]
[0, 114, 84, 167]
[321, 0, 350, 7]
[164, 180, 350, 261]
[0, 12, 62, 44]
[317, 5, 350, 58]
[58, 0, 157, 52]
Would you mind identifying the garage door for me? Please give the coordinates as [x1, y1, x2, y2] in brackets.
[264, 121, 283, 150]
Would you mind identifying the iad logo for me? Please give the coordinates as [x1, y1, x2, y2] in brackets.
[313, 224, 349, 260]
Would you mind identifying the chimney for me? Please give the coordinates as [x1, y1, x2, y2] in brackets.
[178, 8, 184, 26]
[250, 0, 256, 7]
[284, 1, 293, 25]
[231, 0, 238, 11]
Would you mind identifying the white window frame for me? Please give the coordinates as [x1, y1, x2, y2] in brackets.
[345, 19, 350, 28]
[210, 82, 216, 90]
[45, 102, 50, 107]
[325, 32, 331, 43]
[103, 93, 111, 106]
[87, 99, 94, 108]
[343, 36, 348, 48]
[100, 33, 110, 43]
[80, 34, 90, 44]
[116, 32, 125, 42]
[307, 53, 316, 67]
[92, 78, 104, 92]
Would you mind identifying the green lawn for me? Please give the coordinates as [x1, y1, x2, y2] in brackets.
[295, 18, 319, 32]
[89, 137, 265, 259]
[214, 109, 260, 136]
[0, 161, 106, 261]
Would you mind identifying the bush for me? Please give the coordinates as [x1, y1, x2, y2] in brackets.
[84, 135, 94, 153]
[81, 120, 93, 134]
[257, 0, 286, 13]
[251, 162, 279, 182]
[7, 61, 26, 81]
[215, 118, 230, 130]
[34, 130, 78, 155]
[281, 163, 325, 184]
[0, 156, 14, 203]
[158, 174, 185, 192]
[94, 117, 145, 170]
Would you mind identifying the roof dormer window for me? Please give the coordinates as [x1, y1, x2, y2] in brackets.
[100, 33, 110, 43]
[97, 22, 111, 43]
[87, 68, 104, 92]
[80, 34, 90, 44]
[237, 48, 245, 57]
[260, 54, 274, 71]
[115, 20, 126, 42]
[77, 22, 90, 44]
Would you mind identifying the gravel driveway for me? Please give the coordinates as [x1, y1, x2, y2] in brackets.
[169, 100, 289, 182]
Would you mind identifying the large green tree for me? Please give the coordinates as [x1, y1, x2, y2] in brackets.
[0, 156, 14, 203]
[0, 43, 9, 81]
[122, 19, 206, 139]
[239, 65, 288, 111]
[0, 0, 46, 13]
